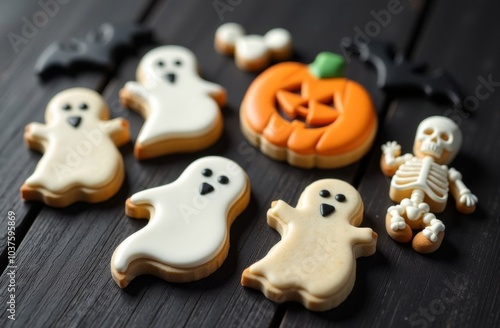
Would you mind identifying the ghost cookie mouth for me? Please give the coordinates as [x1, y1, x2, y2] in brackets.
[320, 203, 335, 217]
[199, 182, 214, 195]
[165, 72, 176, 84]
[67, 116, 82, 128]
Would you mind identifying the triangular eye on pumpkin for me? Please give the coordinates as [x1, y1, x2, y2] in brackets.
[241, 52, 378, 169]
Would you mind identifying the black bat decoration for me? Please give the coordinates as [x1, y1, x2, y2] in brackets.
[341, 38, 464, 108]
[35, 23, 152, 79]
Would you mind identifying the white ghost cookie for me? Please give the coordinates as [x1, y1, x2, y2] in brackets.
[111, 156, 250, 287]
[241, 179, 377, 311]
[215, 22, 293, 72]
[21, 88, 130, 207]
[120, 45, 226, 160]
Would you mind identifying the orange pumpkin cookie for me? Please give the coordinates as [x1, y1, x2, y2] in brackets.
[240, 52, 378, 168]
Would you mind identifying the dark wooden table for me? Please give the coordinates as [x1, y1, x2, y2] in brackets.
[1, 0, 499, 327]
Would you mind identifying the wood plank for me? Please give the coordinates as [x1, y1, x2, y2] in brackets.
[1, 0, 426, 327]
[0, 0, 156, 261]
[282, 0, 500, 326]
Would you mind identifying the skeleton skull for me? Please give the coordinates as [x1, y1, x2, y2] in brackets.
[413, 116, 462, 165]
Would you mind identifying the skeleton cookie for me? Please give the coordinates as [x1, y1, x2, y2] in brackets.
[21, 88, 130, 207]
[111, 156, 250, 287]
[120, 45, 226, 159]
[381, 116, 478, 253]
[215, 22, 293, 71]
[241, 179, 377, 311]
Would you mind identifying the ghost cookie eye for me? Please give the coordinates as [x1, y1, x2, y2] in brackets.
[335, 194, 346, 202]
[79, 103, 88, 110]
[217, 175, 229, 184]
[62, 103, 71, 110]
[156, 60, 165, 67]
[201, 168, 213, 177]
[174, 59, 182, 66]
[319, 189, 330, 198]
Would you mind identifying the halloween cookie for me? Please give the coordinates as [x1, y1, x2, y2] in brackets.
[241, 179, 377, 311]
[120, 45, 226, 159]
[111, 156, 250, 287]
[341, 39, 463, 108]
[381, 116, 477, 253]
[21, 88, 130, 207]
[215, 22, 292, 72]
[240, 52, 378, 168]
[35, 23, 152, 79]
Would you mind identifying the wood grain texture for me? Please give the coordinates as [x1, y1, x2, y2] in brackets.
[282, 0, 500, 327]
[0, 0, 499, 327]
[0, 0, 155, 261]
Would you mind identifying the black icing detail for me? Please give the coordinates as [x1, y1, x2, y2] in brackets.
[175, 60, 182, 66]
[199, 182, 214, 195]
[335, 194, 346, 202]
[165, 73, 176, 84]
[320, 203, 335, 217]
[202, 168, 212, 177]
[67, 116, 82, 128]
[79, 103, 88, 110]
[62, 104, 71, 110]
[340, 39, 464, 109]
[218, 176, 229, 184]
[34, 23, 153, 80]
[157, 60, 165, 67]
[319, 190, 330, 198]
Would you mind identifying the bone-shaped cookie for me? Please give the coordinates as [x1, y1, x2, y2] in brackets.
[215, 22, 292, 71]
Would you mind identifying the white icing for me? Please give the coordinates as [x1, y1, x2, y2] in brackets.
[25, 88, 126, 193]
[384, 116, 476, 246]
[247, 179, 376, 300]
[123, 46, 224, 146]
[113, 156, 248, 271]
[215, 23, 292, 68]
[215, 22, 245, 46]
[235, 35, 268, 61]
[415, 116, 462, 163]
[264, 28, 292, 51]
[392, 156, 449, 204]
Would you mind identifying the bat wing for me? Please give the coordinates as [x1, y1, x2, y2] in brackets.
[35, 23, 152, 79]
[383, 67, 463, 107]
[34, 39, 110, 78]
[341, 38, 396, 88]
[341, 39, 463, 107]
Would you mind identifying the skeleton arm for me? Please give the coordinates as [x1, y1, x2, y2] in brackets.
[448, 168, 478, 213]
[380, 141, 413, 176]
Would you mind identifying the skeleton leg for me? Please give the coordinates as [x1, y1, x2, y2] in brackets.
[412, 212, 445, 253]
[385, 204, 413, 243]
[403, 190, 430, 223]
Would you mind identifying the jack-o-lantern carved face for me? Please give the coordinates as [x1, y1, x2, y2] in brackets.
[240, 52, 378, 168]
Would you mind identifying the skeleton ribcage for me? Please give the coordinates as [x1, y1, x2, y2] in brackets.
[391, 156, 449, 204]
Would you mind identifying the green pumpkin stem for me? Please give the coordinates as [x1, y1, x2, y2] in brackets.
[308, 52, 346, 79]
